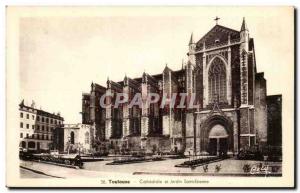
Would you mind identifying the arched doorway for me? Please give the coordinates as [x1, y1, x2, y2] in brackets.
[208, 124, 228, 156]
[200, 114, 233, 155]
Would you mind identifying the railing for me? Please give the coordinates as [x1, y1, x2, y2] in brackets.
[196, 38, 240, 52]
[205, 41, 229, 50]
[230, 38, 240, 44]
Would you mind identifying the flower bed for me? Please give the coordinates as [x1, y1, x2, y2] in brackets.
[175, 156, 226, 168]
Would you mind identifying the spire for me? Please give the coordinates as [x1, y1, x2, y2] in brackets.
[142, 71, 147, 83]
[241, 17, 248, 31]
[106, 77, 110, 86]
[189, 33, 195, 45]
[124, 73, 128, 86]
[91, 81, 94, 91]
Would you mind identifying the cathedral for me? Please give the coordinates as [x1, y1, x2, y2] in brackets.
[81, 18, 281, 156]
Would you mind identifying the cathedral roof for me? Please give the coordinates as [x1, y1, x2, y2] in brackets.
[92, 83, 106, 92]
[196, 24, 240, 47]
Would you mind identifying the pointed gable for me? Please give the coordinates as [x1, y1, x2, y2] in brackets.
[196, 24, 240, 49]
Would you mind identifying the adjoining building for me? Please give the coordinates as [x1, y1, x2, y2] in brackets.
[81, 84, 106, 143]
[19, 100, 64, 152]
[266, 95, 282, 147]
[53, 124, 94, 154]
[81, 18, 282, 156]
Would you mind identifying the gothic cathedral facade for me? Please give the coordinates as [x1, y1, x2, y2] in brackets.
[82, 18, 275, 156]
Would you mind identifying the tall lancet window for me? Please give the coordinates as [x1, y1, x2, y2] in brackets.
[208, 57, 227, 103]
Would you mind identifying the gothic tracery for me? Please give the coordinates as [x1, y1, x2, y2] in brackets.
[208, 57, 227, 103]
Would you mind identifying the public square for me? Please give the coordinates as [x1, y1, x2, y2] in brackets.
[20, 157, 282, 178]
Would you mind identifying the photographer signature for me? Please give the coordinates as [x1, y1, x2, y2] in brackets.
[249, 163, 271, 175]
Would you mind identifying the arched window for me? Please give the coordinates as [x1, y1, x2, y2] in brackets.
[208, 57, 227, 103]
[70, 131, 75, 144]
[194, 66, 203, 107]
[85, 132, 89, 144]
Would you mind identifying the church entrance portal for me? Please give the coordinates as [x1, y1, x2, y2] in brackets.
[208, 124, 228, 156]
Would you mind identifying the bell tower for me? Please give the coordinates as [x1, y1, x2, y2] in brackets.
[239, 17, 255, 148]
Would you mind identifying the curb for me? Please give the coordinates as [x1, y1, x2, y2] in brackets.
[20, 166, 64, 178]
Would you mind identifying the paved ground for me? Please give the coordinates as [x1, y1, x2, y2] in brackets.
[20, 158, 282, 178]
[84, 158, 281, 175]
[20, 160, 129, 178]
[20, 168, 51, 178]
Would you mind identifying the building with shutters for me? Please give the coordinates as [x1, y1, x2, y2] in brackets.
[19, 100, 64, 152]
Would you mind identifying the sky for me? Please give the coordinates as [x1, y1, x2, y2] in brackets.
[19, 7, 294, 123]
